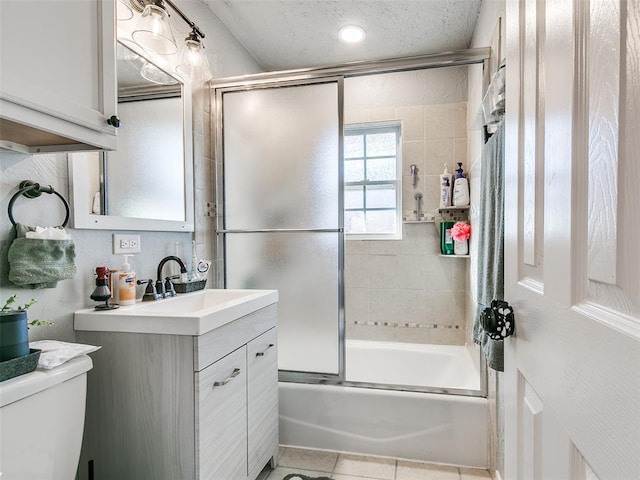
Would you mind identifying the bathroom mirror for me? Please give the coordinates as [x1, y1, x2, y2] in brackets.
[69, 42, 194, 232]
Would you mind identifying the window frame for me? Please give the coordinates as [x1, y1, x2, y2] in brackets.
[344, 121, 402, 240]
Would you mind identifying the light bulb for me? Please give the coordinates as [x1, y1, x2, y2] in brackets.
[185, 39, 202, 67]
[339, 25, 366, 43]
[132, 3, 177, 55]
[176, 32, 209, 78]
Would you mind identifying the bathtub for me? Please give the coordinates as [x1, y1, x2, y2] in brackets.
[279, 340, 488, 468]
[346, 339, 481, 390]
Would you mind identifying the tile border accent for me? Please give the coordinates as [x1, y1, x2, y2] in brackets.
[350, 320, 461, 329]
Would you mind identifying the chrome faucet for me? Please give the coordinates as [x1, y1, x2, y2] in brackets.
[155, 256, 188, 298]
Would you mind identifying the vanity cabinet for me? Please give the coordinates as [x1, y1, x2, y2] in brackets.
[75, 304, 279, 480]
[0, 0, 117, 153]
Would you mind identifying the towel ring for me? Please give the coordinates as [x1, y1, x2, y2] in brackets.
[8, 180, 70, 228]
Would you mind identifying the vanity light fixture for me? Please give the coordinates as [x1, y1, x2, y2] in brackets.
[132, 0, 178, 55]
[176, 28, 211, 79]
[339, 25, 366, 43]
[130, 0, 211, 79]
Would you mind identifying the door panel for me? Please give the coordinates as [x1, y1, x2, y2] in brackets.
[222, 82, 340, 230]
[247, 328, 279, 476]
[196, 347, 247, 480]
[505, 0, 640, 478]
[220, 80, 342, 376]
[225, 232, 340, 374]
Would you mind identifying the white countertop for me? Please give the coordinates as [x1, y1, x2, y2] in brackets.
[74, 289, 278, 336]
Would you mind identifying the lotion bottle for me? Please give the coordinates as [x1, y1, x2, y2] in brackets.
[117, 254, 136, 305]
[439, 164, 453, 208]
[452, 162, 470, 207]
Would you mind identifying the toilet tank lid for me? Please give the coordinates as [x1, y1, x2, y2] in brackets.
[0, 355, 93, 408]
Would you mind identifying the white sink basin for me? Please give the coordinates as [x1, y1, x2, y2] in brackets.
[74, 289, 278, 336]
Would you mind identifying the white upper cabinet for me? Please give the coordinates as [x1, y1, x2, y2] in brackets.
[0, 0, 117, 153]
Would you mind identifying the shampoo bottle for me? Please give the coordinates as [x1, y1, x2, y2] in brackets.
[440, 221, 455, 255]
[439, 164, 453, 208]
[452, 163, 470, 207]
[117, 255, 136, 305]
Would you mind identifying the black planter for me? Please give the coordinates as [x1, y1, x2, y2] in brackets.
[0, 310, 29, 362]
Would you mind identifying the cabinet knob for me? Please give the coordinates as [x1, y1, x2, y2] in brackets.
[107, 115, 121, 128]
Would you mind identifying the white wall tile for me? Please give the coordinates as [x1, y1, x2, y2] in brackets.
[345, 287, 368, 323]
[424, 102, 468, 140]
[344, 98, 469, 347]
[423, 291, 454, 325]
[368, 240, 398, 255]
[367, 106, 397, 122]
[402, 140, 426, 173]
[424, 256, 455, 291]
[397, 254, 427, 290]
[430, 325, 465, 346]
[424, 138, 454, 175]
[397, 105, 425, 141]
[397, 223, 429, 254]
[453, 137, 469, 169]
[345, 254, 369, 289]
[345, 239, 369, 255]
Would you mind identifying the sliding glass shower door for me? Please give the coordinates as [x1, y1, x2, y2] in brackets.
[218, 80, 343, 375]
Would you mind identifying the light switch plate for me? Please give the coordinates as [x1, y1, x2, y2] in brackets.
[113, 234, 141, 254]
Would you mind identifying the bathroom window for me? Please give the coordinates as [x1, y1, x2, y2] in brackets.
[344, 122, 401, 239]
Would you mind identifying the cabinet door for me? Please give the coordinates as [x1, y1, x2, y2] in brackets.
[247, 328, 279, 477]
[0, 0, 117, 151]
[196, 346, 247, 480]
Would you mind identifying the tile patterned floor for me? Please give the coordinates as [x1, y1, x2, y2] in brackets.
[267, 447, 493, 480]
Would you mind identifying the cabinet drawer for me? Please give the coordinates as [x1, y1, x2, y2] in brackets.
[196, 347, 247, 480]
[195, 304, 277, 371]
[247, 327, 279, 476]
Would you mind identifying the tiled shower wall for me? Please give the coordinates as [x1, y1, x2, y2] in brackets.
[344, 101, 470, 346]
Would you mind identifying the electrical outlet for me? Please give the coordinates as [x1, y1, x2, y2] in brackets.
[113, 234, 141, 254]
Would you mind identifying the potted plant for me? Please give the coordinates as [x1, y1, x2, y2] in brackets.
[1, 295, 53, 382]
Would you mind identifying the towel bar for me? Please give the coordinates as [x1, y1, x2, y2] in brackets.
[7, 180, 70, 227]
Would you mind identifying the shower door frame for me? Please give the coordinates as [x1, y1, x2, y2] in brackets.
[215, 76, 346, 380]
[213, 47, 491, 398]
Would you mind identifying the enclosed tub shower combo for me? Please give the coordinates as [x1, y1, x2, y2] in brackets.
[214, 49, 491, 468]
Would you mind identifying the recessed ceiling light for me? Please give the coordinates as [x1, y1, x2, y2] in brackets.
[339, 25, 366, 43]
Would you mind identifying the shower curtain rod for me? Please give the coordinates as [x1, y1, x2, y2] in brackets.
[211, 47, 491, 89]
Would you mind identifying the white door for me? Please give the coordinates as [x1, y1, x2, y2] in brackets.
[504, 0, 640, 479]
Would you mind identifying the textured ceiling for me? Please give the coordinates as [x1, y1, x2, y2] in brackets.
[202, 0, 483, 71]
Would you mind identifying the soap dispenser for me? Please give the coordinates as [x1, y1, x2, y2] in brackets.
[452, 163, 470, 207]
[117, 255, 136, 305]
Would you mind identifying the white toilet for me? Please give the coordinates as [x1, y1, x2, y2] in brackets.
[0, 355, 93, 480]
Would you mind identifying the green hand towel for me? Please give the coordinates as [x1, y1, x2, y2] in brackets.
[473, 305, 504, 372]
[7, 224, 76, 289]
[474, 122, 505, 371]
